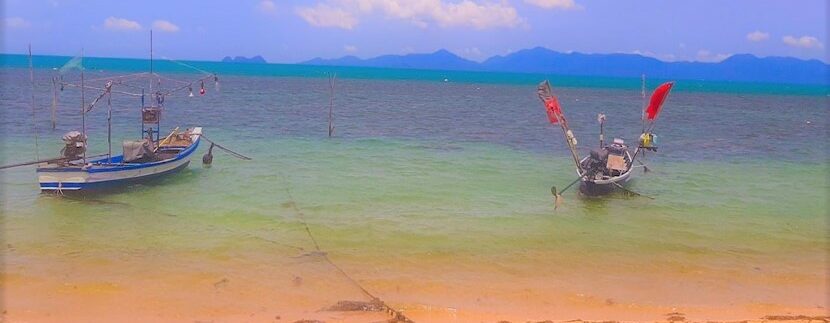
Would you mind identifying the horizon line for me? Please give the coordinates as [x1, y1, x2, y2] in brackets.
[2, 46, 828, 66]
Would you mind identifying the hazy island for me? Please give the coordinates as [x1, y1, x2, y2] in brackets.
[221, 55, 267, 64]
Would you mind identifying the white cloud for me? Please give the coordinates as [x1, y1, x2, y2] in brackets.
[104, 16, 141, 31]
[296, 4, 359, 29]
[632, 49, 655, 57]
[746, 30, 769, 42]
[5, 17, 30, 29]
[296, 0, 524, 30]
[258, 0, 278, 15]
[152, 20, 179, 32]
[696, 49, 730, 62]
[344, 45, 358, 53]
[782, 35, 823, 49]
[458, 47, 485, 61]
[431, 1, 522, 28]
[632, 50, 677, 62]
[524, 0, 579, 10]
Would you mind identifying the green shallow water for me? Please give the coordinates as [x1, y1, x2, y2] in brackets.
[2, 138, 827, 298]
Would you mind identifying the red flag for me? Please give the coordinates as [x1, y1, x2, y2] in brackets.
[645, 81, 674, 121]
[544, 97, 562, 124]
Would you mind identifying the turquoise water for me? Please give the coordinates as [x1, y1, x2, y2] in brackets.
[1, 60, 828, 320]
[2, 54, 828, 96]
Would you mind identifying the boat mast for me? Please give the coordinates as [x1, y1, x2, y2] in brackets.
[634, 74, 647, 160]
[28, 44, 40, 161]
[107, 84, 112, 163]
[640, 74, 646, 132]
[81, 48, 87, 163]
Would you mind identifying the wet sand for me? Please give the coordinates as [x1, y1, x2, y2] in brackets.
[2, 236, 826, 323]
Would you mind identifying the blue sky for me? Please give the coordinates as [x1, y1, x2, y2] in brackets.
[3, 0, 827, 63]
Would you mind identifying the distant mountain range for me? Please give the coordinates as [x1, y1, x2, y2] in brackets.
[300, 47, 829, 85]
[303, 49, 481, 72]
[222, 55, 267, 64]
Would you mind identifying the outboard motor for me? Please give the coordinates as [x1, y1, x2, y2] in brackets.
[582, 149, 608, 178]
[60, 131, 87, 160]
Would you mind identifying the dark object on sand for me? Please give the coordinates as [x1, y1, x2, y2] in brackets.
[324, 299, 385, 312]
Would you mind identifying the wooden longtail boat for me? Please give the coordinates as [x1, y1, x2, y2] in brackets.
[537, 79, 674, 202]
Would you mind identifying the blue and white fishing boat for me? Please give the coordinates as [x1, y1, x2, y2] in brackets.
[20, 31, 223, 194]
[37, 127, 202, 192]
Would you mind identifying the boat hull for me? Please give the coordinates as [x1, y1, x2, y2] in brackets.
[37, 127, 201, 193]
[578, 176, 631, 196]
[576, 147, 634, 197]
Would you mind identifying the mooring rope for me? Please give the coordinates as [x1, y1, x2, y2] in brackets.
[159, 56, 214, 76]
[199, 135, 252, 160]
[276, 171, 414, 322]
[83, 72, 150, 84]
[41, 155, 412, 321]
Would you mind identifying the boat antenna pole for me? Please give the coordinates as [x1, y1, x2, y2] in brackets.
[81, 48, 87, 164]
[149, 29, 153, 107]
[28, 44, 40, 161]
[598, 113, 605, 148]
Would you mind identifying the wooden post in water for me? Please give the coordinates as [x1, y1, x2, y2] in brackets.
[51, 76, 58, 129]
[328, 73, 336, 138]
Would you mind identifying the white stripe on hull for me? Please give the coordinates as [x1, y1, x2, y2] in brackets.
[38, 156, 192, 189]
[38, 127, 201, 190]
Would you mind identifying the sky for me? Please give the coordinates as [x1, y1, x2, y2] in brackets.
[2, 0, 827, 63]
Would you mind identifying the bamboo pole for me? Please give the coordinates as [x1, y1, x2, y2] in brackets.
[51, 77, 58, 129]
[29, 44, 40, 161]
[107, 88, 112, 162]
[328, 73, 336, 137]
[157, 127, 179, 150]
